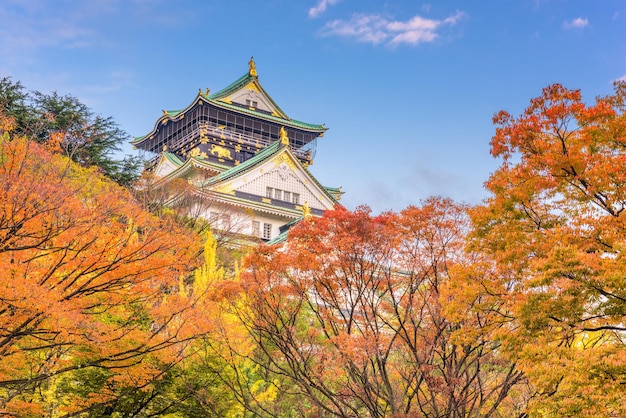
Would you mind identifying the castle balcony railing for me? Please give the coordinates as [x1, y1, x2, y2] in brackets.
[148, 120, 312, 166]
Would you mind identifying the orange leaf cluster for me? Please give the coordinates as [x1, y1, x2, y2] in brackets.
[0, 128, 202, 414]
[473, 81, 626, 416]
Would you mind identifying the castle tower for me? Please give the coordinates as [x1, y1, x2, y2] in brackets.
[132, 59, 342, 242]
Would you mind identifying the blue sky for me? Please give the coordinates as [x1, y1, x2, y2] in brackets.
[1, 0, 625, 213]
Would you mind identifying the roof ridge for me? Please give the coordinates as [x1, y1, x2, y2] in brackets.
[209, 73, 252, 99]
[207, 98, 324, 129]
[163, 152, 184, 166]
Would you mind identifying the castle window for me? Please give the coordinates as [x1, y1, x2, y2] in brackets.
[263, 223, 272, 240]
[266, 187, 300, 204]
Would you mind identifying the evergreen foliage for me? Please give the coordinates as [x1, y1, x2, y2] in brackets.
[0, 76, 142, 186]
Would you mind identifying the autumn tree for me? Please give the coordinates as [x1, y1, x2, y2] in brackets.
[83, 230, 280, 417]
[0, 116, 203, 416]
[163, 232, 278, 417]
[240, 200, 525, 417]
[471, 82, 626, 416]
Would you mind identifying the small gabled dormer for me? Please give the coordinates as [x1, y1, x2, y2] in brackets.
[211, 57, 289, 119]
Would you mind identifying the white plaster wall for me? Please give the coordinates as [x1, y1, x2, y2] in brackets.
[230, 89, 273, 113]
[235, 161, 334, 210]
[195, 204, 290, 241]
[154, 157, 178, 178]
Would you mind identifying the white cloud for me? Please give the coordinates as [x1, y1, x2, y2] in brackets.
[444, 11, 465, 25]
[322, 14, 389, 44]
[616, 74, 626, 82]
[563, 17, 588, 29]
[321, 11, 465, 46]
[309, 0, 341, 18]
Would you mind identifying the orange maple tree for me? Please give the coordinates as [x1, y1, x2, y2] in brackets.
[471, 82, 626, 416]
[240, 199, 524, 417]
[0, 115, 202, 415]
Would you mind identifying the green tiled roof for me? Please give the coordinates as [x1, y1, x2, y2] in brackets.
[209, 72, 289, 120]
[132, 94, 325, 146]
[163, 152, 184, 166]
[201, 141, 340, 207]
[267, 229, 289, 245]
[267, 217, 304, 245]
[324, 186, 343, 201]
[205, 140, 283, 186]
[209, 73, 253, 100]
[132, 67, 328, 146]
[190, 157, 230, 171]
[208, 97, 325, 131]
[131, 135, 145, 144]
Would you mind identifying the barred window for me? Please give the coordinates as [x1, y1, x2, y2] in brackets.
[265, 187, 300, 204]
[263, 223, 272, 240]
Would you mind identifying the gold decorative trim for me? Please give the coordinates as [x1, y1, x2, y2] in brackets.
[216, 183, 235, 195]
[246, 82, 259, 93]
[274, 153, 295, 170]
[302, 202, 311, 218]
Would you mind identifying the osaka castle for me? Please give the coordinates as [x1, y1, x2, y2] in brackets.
[132, 58, 342, 243]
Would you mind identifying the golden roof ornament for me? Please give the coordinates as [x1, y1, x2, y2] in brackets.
[279, 126, 289, 145]
[302, 202, 311, 218]
[249, 57, 257, 77]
